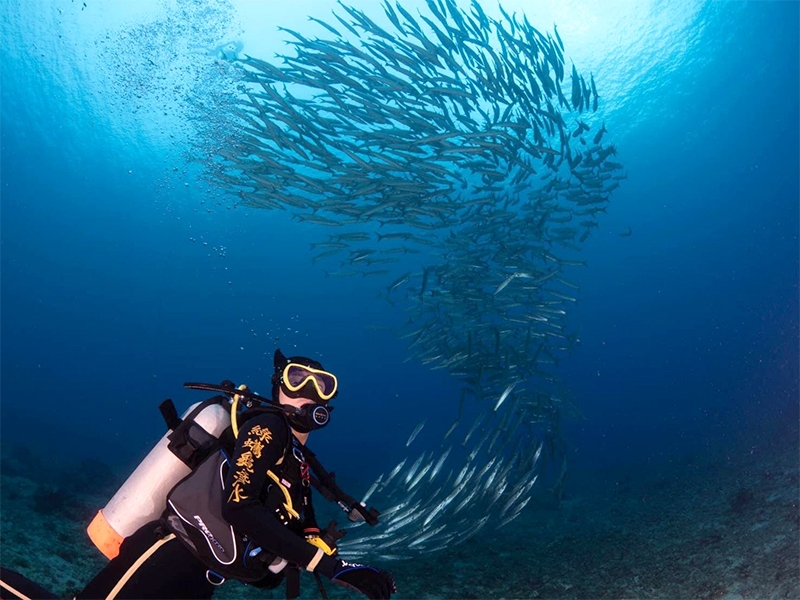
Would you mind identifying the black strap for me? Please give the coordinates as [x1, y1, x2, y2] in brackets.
[303, 445, 381, 526]
[160, 396, 228, 432]
[302, 446, 342, 500]
[159, 399, 181, 430]
[285, 567, 300, 600]
[314, 571, 328, 600]
[165, 396, 230, 469]
[300, 472, 320, 531]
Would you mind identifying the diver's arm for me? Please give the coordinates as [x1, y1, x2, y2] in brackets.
[221, 413, 337, 573]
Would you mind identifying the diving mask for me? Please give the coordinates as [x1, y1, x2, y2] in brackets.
[281, 363, 338, 402]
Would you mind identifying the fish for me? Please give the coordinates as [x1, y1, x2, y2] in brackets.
[428, 447, 451, 482]
[462, 412, 487, 446]
[406, 419, 427, 447]
[494, 273, 518, 295]
[403, 453, 427, 485]
[310, 240, 348, 250]
[410, 523, 447, 545]
[494, 380, 519, 411]
[532, 442, 544, 465]
[388, 272, 411, 293]
[570, 63, 581, 110]
[361, 269, 391, 277]
[553, 24, 564, 51]
[308, 15, 343, 38]
[452, 486, 480, 515]
[442, 419, 459, 442]
[382, 458, 408, 489]
[494, 271, 537, 295]
[349, 249, 375, 262]
[311, 247, 343, 263]
[593, 121, 607, 145]
[407, 458, 434, 490]
[362, 476, 382, 503]
[419, 266, 431, 299]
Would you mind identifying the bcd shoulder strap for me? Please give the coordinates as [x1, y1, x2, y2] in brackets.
[159, 396, 232, 469]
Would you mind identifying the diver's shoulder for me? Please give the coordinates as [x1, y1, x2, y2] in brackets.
[239, 408, 289, 437]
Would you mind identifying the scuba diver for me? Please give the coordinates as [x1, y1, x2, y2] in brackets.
[65, 349, 395, 600]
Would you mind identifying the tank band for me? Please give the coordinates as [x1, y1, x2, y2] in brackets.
[87, 510, 125, 560]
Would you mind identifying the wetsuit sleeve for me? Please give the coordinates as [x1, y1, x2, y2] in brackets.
[221, 413, 324, 571]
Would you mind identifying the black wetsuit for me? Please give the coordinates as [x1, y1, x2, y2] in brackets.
[76, 521, 214, 600]
[77, 411, 336, 599]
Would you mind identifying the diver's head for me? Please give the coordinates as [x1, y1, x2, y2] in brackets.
[271, 348, 337, 433]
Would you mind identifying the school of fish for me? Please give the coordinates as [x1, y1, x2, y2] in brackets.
[208, 0, 625, 559]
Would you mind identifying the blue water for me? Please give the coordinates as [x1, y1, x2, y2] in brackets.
[1, 0, 798, 595]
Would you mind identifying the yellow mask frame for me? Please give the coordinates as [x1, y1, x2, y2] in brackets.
[282, 363, 338, 401]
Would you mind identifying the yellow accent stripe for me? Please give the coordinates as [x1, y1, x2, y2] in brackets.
[306, 547, 325, 572]
[266, 470, 300, 519]
[0, 578, 34, 600]
[231, 384, 249, 439]
[231, 396, 240, 438]
[105, 533, 176, 600]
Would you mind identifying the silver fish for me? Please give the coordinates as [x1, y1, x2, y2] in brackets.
[406, 419, 427, 447]
[494, 380, 519, 411]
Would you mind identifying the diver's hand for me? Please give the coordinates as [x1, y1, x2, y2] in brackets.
[329, 560, 396, 599]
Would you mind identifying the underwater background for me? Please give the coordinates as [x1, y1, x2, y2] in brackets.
[1, 0, 798, 598]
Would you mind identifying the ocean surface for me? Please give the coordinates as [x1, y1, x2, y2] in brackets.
[1, 1, 797, 598]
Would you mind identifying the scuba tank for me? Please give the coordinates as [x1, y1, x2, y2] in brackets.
[87, 398, 231, 559]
